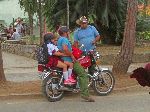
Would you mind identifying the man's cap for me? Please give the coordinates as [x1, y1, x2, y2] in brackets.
[76, 16, 88, 25]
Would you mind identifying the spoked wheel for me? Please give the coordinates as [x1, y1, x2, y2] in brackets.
[42, 75, 64, 102]
[93, 70, 115, 96]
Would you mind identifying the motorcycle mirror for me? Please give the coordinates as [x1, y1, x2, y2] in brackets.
[79, 44, 85, 50]
[80, 44, 84, 48]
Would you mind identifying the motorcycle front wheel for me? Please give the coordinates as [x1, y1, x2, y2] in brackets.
[93, 70, 115, 96]
[42, 75, 64, 102]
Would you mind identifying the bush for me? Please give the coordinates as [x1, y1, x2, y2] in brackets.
[137, 31, 150, 40]
[136, 17, 150, 32]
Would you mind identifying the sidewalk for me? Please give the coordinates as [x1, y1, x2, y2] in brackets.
[3, 52, 39, 82]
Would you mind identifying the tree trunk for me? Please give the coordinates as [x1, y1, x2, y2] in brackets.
[112, 0, 138, 76]
[38, 0, 43, 45]
[28, 12, 34, 35]
[67, 0, 69, 29]
[0, 42, 6, 82]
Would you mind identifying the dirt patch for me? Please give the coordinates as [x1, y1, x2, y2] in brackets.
[114, 74, 139, 88]
[96, 45, 150, 64]
[0, 74, 147, 97]
[97, 45, 150, 55]
[0, 80, 41, 96]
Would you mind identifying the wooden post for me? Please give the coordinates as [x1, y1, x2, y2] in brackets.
[0, 41, 6, 82]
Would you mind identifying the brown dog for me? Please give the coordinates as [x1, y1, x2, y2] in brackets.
[130, 63, 150, 87]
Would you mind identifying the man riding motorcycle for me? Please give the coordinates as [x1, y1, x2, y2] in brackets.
[74, 16, 100, 75]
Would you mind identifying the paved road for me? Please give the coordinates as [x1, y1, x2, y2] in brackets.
[0, 92, 149, 112]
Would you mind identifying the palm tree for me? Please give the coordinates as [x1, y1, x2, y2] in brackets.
[43, 0, 67, 31]
[42, 0, 146, 44]
[42, 0, 128, 44]
[85, 0, 128, 44]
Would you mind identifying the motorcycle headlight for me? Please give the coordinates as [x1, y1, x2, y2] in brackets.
[94, 51, 100, 60]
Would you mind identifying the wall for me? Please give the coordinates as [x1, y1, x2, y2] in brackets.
[1, 43, 37, 59]
[1, 42, 150, 64]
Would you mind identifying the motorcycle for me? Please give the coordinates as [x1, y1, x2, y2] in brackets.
[38, 45, 115, 102]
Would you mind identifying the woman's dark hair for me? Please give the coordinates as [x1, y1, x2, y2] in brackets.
[44, 32, 54, 43]
[58, 26, 69, 36]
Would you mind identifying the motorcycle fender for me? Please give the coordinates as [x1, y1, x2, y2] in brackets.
[41, 71, 51, 80]
[101, 68, 109, 71]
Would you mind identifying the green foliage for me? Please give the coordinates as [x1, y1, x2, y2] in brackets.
[43, 0, 96, 30]
[22, 35, 40, 45]
[137, 31, 150, 40]
[138, 0, 147, 4]
[43, 0, 57, 30]
[137, 17, 150, 31]
[19, 0, 38, 15]
[91, 0, 127, 44]
[136, 1, 150, 40]
[42, 0, 128, 44]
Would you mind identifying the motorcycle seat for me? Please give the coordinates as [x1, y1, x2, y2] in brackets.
[50, 67, 63, 72]
[39, 64, 62, 71]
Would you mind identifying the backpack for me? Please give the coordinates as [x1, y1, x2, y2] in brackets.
[36, 43, 49, 64]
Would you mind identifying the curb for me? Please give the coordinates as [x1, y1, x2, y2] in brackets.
[0, 85, 141, 99]
[0, 93, 42, 100]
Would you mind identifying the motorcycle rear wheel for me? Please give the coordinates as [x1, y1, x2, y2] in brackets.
[42, 75, 64, 102]
[93, 70, 115, 96]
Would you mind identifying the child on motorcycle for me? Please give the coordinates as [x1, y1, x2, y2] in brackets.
[57, 26, 95, 102]
[57, 26, 76, 84]
[44, 32, 75, 84]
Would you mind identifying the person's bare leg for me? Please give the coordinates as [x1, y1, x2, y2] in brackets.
[64, 61, 76, 83]
[56, 61, 68, 80]
[64, 61, 73, 69]
[57, 61, 67, 72]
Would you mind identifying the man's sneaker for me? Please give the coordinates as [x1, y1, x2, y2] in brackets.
[81, 96, 95, 102]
